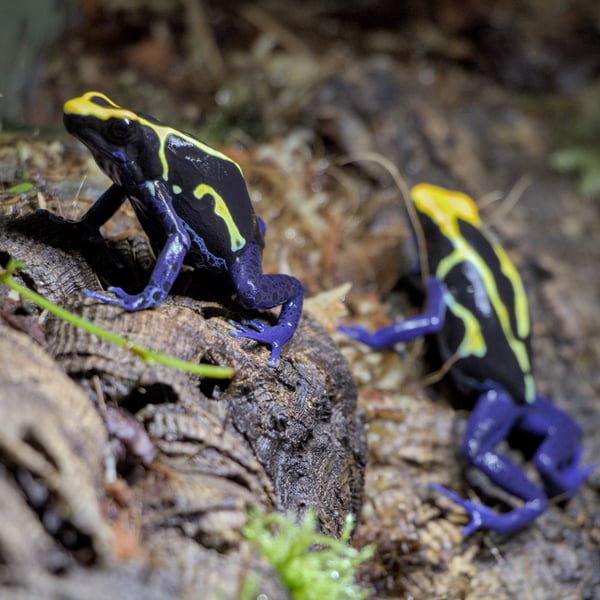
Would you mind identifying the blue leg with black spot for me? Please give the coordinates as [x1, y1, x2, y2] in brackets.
[338, 276, 446, 350]
[229, 240, 304, 366]
[85, 181, 191, 310]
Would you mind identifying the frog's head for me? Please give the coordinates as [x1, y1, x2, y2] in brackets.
[63, 92, 162, 189]
[411, 183, 481, 240]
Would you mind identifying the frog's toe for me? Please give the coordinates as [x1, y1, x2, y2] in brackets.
[36, 209, 102, 240]
[534, 443, 594, 499]
[229, 320, 284, 366]
[229, 319, 263, 337]
[239, 318, 269, 333]
[230, 320, 274, 344]
[83, 288, 125, 306]
[337, 324, 362, 337]
[553, 460, 594, 499]
[431, 483, 488, 536]
[83, 287, 162, 311]
[35, 208, 64, 223]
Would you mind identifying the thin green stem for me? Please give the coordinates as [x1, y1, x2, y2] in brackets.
[0, 259, 235, 379]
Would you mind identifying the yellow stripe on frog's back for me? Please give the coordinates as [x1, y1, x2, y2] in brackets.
[193, 183, 246, 252]
[491, 239, 530, 340]
[411, 183, 534, 401]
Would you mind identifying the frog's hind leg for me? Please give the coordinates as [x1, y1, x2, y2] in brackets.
[432, 388, 548, 536]
[229, 240, 304, 366]
[518, 396, 592, 500]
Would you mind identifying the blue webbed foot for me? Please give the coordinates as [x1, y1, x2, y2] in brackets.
[232, 317, 268, 334]
[563, 460, 595, 497]
[229, 318, 288, 367]
[84, 285, 166, 311]
[229, 241, 304, 367]
[431, 483, 547, 537]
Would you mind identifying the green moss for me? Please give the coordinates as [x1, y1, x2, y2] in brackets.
[551, 146, 600, 198]
[551, 83, 600, 199]
[243, 510, 374, 600]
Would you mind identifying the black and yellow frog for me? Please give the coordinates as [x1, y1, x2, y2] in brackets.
[340, 183, 591, 535]
[53, 91, 304, 366]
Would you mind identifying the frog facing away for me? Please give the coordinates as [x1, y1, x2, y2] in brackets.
[56, 91, 304, 366]
[340, 183, 591, 536]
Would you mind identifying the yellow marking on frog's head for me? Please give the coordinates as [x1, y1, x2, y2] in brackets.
[63, 92, 242, 183]
[411, 183, 481, 239]
[63, 91, 138, 121]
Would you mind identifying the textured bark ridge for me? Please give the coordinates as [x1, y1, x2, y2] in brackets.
[0, 213, 367, 599]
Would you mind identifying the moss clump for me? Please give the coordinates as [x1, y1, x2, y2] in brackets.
[243, 510, 373, 600]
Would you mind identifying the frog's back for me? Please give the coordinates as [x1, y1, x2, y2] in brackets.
[165, 133, 262, 265]
[412, 184, 535, 404]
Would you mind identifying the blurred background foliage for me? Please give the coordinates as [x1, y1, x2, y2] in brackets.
[3, 1, 600, 192]
[550, 82, 600, 198]
[2, 0, 600, 197]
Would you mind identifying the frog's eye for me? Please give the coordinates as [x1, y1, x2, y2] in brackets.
[107, 118, 135, 142]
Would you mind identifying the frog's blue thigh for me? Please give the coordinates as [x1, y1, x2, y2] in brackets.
[518, 396, 592, 499]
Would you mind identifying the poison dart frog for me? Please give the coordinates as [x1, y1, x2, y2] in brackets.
[339, 183, 591, 536]
[54, 91, 304, 366]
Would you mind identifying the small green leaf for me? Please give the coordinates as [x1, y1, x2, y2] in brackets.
[551, 147, 600, 198]
[7, 182, 34, 194]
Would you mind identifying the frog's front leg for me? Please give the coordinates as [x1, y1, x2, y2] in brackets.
[75, 183, 129, 231]
[229, 240, 304, 366]
[39, 183, 127, 244]
[432, 388, 548, 536]
[85, 181, 190, 310]
[37, 183, 127, 233]
[36, 184, 130, 272]
[338, 276, 446, 350]
[518, 396, 592, 499]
